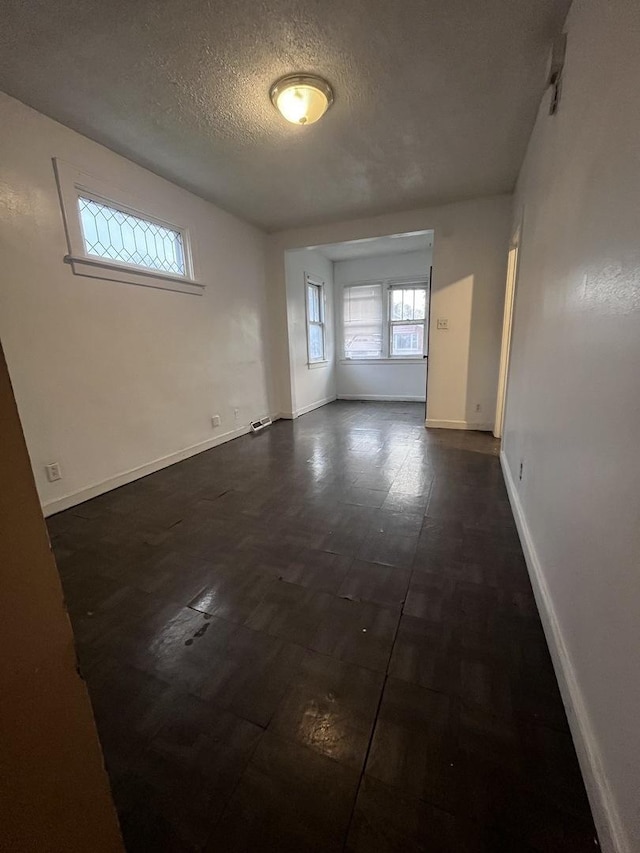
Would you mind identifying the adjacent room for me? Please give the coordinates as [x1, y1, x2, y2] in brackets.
[283, 231, 434, 417]
[1, 1, 638, 852]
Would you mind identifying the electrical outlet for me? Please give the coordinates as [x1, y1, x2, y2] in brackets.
[475, 403, 481, 413]
[436, 318, 449, 330]
[519, 460, 524, 481]
[211, 415, 221, 427]
[233, 408, 240, 422]
[45, 462, 62, 482]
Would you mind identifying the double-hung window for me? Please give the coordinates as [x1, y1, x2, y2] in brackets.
[53, 159, 203, 295]
[306, 275, 327, 363]
[342, 278, 429, 360]
[343, 283, 384, 359]
[389, 285, 428, 357]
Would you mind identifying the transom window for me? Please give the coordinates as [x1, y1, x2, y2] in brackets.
[306, 276, 327, 363]
[342, 278, 429, 359]
[78, 196, 186, 276]
[53, 159, 203, 296]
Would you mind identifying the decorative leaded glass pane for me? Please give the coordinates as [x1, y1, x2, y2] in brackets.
[78, 197, 186, 276]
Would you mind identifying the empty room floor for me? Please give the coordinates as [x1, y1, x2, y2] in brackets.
[48, 402, 598, 852]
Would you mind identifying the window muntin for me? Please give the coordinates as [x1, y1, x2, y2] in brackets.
[343, 283, 383, 359]
[78, 196, 186, 277]
[389, 285, 428, 357]
[306, 278, 326, 362]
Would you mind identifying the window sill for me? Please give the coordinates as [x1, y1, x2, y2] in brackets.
[307, 360, 330, 370]
[65, 255, 205, 296]
[340, 357, 427, 365]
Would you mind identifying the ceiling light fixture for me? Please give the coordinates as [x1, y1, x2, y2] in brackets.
[270, 74, 333, 126]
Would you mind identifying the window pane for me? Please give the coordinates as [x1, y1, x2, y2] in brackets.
[414, 288, 427, 320]
[391, 287, 428, 321]
[307, 284, 321, 323]
[309, 323, 324, 360]
[391, 323, 424, 356]
[343, 284, 383, 359]
[402, 289, 414, 321]
[391, 289, 404, 320]
[78, 197, 185, 276]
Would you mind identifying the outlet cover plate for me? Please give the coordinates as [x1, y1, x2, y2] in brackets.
[45, 462, 62, 482]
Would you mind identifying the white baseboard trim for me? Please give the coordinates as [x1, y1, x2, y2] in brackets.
[42, 416, 279, 517]
[338, 394, 426, 402]
[500, 450, 626, 853]
[425, 418, 493, 431]
[280, 395, 337, 420]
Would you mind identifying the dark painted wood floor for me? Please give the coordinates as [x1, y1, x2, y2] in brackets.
[48, 402, 598, 852]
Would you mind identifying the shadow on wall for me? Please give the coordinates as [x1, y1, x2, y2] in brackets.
[464, 264, 506, 431]
[466, 241, 509, 432]
[427, 273, 473, 427]
[430, 263, 506, 432]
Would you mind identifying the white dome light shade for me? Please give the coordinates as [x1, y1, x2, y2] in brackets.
[270, 75, 334, 126]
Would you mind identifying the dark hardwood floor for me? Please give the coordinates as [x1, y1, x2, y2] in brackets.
[47, 401, 598, 852]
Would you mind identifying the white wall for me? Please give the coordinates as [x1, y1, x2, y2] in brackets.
[334, 249, 431, 402]
[283, 248, 336, 417]
[269, 196, 510, 429]
[502, 2, 640, 851]
[0, 92, 275, 515]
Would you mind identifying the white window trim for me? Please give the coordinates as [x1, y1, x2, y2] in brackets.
[53, 158, 205, 296]
[340, 275, 430, 362]
[305, 274, 329, 367]
[339, 357, 426, 365]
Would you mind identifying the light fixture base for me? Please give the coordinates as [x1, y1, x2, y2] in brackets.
[270, 74, 334, 126]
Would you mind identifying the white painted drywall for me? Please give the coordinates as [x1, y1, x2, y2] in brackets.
[269, 196, 510, 429]
[502, 2, 640, 850]
[0, 92, 275, 514]
[334, 248, 432, 283]
[283, 248, 336, 417]
[334, 249, 431, 401]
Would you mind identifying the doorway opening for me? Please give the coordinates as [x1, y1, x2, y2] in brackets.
[282, 230, 435, 420]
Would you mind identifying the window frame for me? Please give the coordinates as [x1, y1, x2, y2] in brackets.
[340, 275, 430, 363]
[53, 158, 204, 296]
[305, 274, 328, 367]
[387, 282, 429, 359]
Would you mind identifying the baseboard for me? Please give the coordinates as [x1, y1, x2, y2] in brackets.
[338, 394, 426, 402]
[42, 416, 280, 517]
[425, 418, 493, 431]
[280, 395, 337, 420]
[500, 450, 626, 853]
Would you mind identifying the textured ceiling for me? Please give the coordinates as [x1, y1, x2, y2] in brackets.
[0, 0, 570, 231]
[317, 232, 433, 261]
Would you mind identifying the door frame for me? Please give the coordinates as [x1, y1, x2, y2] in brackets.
[424, 264, 433, 422]
[494, 218, 522, 439]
